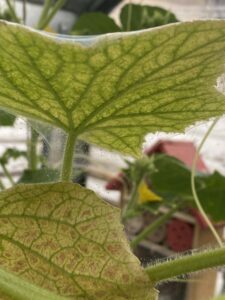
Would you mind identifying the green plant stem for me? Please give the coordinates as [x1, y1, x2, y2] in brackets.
[1, 164, 14, 185]
[122, 181, 140, 221]
[60, 132, 77, 182]
[145, 246, 225, 283]
[29, 128, 39, 171]
[130, 205, 178, 249]
[22, 0, 27, 24]
[191, 117, 223, 247]
[37, 0, 66, 30]
[126, 0, 133, 31]
[6, 0, 20, 23]
[0, 179, 5, 190]
[36, 0, 52, 29]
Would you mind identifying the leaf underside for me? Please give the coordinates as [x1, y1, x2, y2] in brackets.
[0, 21, 225, 155]
[0, 183, 156, 299]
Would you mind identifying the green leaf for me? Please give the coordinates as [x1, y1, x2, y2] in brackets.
[72, 12, 121, 35]
[18, 169, 59, 184]
[120, 4, 178, 31]
[0, 267, 67, 300]
[0, 110, 15, 126]
[197, 171, 225, 222]
[0, 21, 225, 155]
[147, 155, 225, 221]
[0, 183, 156, 299]
[149, 154, 203, 199]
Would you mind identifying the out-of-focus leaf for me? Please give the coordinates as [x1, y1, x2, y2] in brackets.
[120, 4, 178, 31]
[18, 168, 59, 184]
[0, 110, 15, 126]
[197, 171, 225, 222]
[147, 155, 225, 222]
[72, 12, 121, 35]
[149, 154, 203, 199]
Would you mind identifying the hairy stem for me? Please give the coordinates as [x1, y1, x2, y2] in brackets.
[130, 205, 178, 249]
[191, 117, 223, 247]
[60, 132, 76, 182]
[145, 246, 225, 283]
[37, 0, 66, 30]
[2, 164, 14, 186]
[28, 128, 39, 172]
[6, 0, 20, 23]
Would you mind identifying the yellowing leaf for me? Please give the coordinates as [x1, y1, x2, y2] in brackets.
[0, 21, 225, 156]
[0, 183, 157, 299]
[138, 181, 162, 204]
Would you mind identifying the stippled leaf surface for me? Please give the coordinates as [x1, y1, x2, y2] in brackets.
[0, 21, 225, 155]
[0, 183, 156, 299]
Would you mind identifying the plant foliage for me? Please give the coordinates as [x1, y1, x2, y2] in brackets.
[0, 21, 225, 156]
[0, 18, 225, 299]
[0, 183, 156, 299]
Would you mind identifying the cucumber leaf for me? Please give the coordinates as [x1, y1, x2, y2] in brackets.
[146, 155, 225, 222]
[197, 171, 225, 222]
[0, 21, 225, 155]
[149, 154, 203, 199]
[0, 183, 156, 299]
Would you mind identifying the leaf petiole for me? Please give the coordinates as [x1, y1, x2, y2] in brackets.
[60, 132, 77, 182]
[145, 246, 225, 283]
[37, 0, 66, 30]
[130, 205, 178, 249]
[36, 0, 52, 30]
[0, 179, 5, 190]
[28, 128, 39, 172]
[5, 0, 20, 23]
